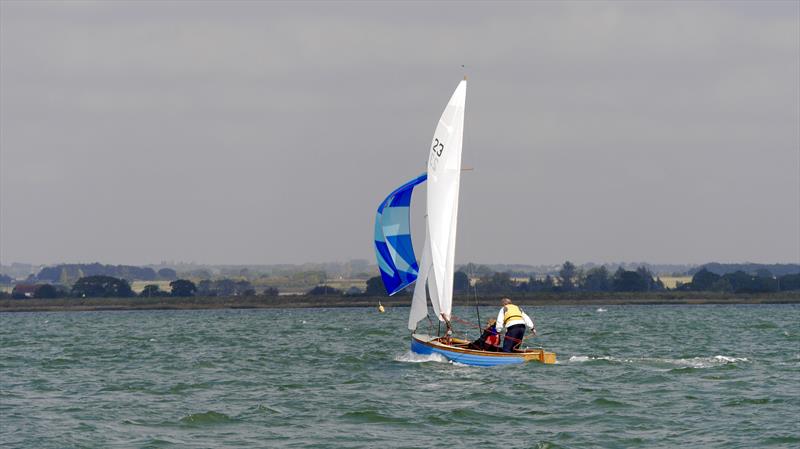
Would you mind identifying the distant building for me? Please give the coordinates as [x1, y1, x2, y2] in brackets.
[11, 284, 38, 299]
[345, 286, 363, 296]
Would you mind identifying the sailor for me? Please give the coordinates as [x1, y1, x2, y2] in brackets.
[468, 318, 501, 351]
[496, 298, 536, 352]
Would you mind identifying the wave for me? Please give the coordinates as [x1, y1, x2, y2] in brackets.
[568, 354, 749, 368]
[394, 351, 449, 364]
[253, 404, 282, 415]
[179, 411, 236, 426]
[592, 397, 629, 408]
[341, 409, 411, 425]
[596, 308, 607, 312]
[448, 360, 477, 368]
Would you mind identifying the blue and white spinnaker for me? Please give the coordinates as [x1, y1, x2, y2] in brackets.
[374, 173, 427, 296]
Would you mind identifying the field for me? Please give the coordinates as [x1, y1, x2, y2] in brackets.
[130, 280, 173, 293]
[659, 276, 693, 289]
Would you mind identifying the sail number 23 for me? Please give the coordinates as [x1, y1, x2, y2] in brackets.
[432, 138, 444, 157]
[429, 138, 444, 171]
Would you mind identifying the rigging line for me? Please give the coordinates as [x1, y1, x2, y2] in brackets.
[472, 267, 481, 329]
[426, 314, 434, 336]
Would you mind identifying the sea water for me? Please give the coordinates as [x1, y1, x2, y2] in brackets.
[1, 304, 798, 448]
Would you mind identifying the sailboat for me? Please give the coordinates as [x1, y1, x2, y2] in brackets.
[374, 78, 556, 367]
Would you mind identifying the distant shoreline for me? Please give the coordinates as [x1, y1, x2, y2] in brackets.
[1, 292, 798, 313]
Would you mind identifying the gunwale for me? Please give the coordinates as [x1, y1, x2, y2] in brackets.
[411, 333, 556, 364]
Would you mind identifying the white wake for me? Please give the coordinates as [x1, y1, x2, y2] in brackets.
[568, 354, 749, 368]
[394, 351, 449, 364]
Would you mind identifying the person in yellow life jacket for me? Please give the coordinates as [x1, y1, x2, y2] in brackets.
[496, 298, 536, 352]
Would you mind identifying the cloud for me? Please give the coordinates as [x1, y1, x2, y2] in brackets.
[1, 1, 798, 265]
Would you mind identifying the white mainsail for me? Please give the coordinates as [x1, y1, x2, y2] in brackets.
[408, 221, 432, 329]
[409, 79, 467, 330]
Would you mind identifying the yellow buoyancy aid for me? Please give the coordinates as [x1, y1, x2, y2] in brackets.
[503, 304, 524, 325]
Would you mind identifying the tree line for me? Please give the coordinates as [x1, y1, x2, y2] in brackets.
[455, 262, 667, 294]
[360, 262, 667, 295]
[688, 263, 800, 277]
[678, 268, 800, 293]
[4, 274, 344, 299]
[4, 263, 798, 300]
[3, 275, 349, 299]
[35, 263, 178, 283]
[3, 276, 279, 299]
[364, 262, 800, 296]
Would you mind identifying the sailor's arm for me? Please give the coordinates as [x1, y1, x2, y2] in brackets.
[496, 309, 505, 332]
[523, 313, 536, 335]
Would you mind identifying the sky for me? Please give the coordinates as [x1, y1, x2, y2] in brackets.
[1, 1, 798, 266]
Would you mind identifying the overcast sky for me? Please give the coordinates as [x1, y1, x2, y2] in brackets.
[1, 1, 798, 266]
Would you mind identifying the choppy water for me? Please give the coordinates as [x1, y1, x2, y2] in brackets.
[1, 304, 799, 448]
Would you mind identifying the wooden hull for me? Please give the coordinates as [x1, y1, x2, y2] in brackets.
[411, 334, 556, 367]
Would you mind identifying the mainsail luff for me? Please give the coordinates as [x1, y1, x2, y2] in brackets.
[408, 218, 431, 330]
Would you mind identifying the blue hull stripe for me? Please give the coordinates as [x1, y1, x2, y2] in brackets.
[410, 338, 525, 367]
